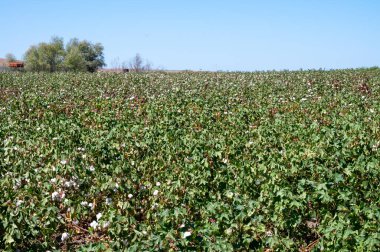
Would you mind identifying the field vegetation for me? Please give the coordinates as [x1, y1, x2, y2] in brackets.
[1, 69, 380, 251]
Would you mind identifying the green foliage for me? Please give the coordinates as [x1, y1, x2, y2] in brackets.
[0, 69, 380, 251]
[64, 46, 87, 72]
[24, 37, 105, 73]
[65, 39, 105, 73]
[24, 36, 65, 72]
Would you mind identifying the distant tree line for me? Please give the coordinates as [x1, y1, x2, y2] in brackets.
[23, 36, 105, 72]
[5, 36, 157, 73]
[128, 53, 152, 72]
[110, 53, 153, 72]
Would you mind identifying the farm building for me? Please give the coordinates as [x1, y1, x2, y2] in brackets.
[8, 61, 24, 68]
[0, 58, 24, 69]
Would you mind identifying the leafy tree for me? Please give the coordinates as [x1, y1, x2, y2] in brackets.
[24, 37, 105, 72]
[24, 45, 46, 71]
[65, 38, 105, 72]
[24, 36, 65, 72]
[43, 36, 65, 72]
[63, 44, 87, 72]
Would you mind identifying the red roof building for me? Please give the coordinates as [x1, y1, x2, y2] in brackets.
[8, 61, 24, 68]
[0, 58, 24, 68]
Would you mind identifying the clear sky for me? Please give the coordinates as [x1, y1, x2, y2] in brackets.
[1, 0, 379, 71]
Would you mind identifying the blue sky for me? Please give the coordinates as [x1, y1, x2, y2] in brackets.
[1, 0, 379, 71]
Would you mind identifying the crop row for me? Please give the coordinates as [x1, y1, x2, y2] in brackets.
[1, 69, 380, 251]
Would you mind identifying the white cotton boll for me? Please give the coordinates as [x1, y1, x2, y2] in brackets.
[102, 221, 110, 229]
[50, 178, 57, 183]
[88, 203, 94, 209]
[105, 198, 112, 205]
[225, 228, 233, 235]
[16, 200, 23, 207]
[153, 190, 159, 196]
[90, 221, 98, 229]
[61, 232, 69, 242]
[51, 191, 59, 201]
[226, 191, 234, 199]
[156, 182, 161, 186]
[113, 183, 119, 192]
[81, 201, 88, 207]
[96, 213, 102, 221]
[128, 194, 133, 199]
[183, 231, 192, 238]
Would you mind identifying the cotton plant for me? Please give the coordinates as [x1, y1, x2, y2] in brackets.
[1, 70, 379, 251]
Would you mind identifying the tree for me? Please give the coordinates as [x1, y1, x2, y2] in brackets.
[24, 36, 65, 72]
[24, 45, 47, 72]
[24, 36, 105, 72]
[63, 41, 87, 72]
[129, 54, 152, 72]
[43, 36, 65, 72]
[82, 42, 105, 72]
[65, 38, 105, 72]
[63, 46, 87, 72]
[129, 53, 143, 72]
[5, 53, 16, 62]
